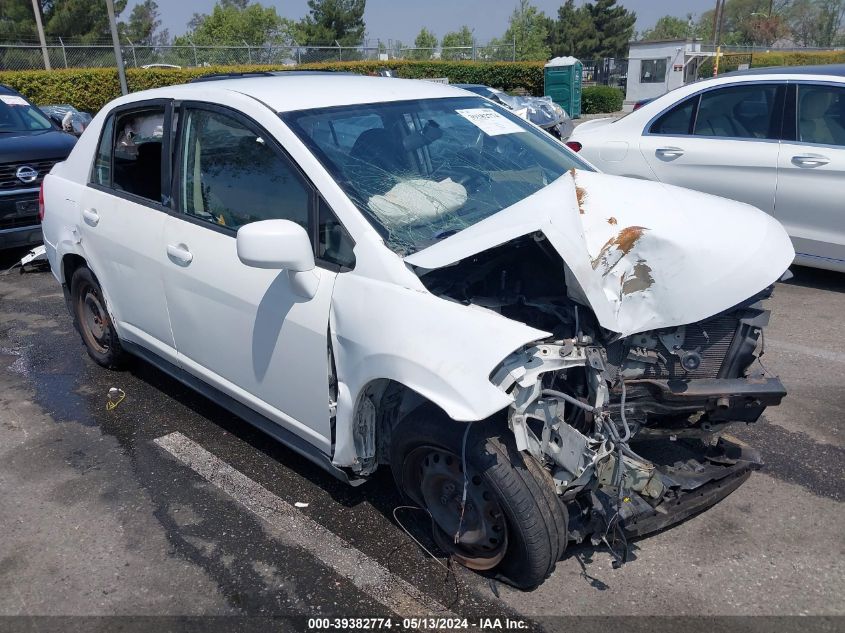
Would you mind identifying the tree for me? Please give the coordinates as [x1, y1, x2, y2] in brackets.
[497, 0, 551, 61]
[410, 27, 437, 60]
[45, 0, 128, 43]
[783, 0, 845, 46]
[120, 0, 168, 46]
[587, 0, 635, 58]
[547, 0, 597, 59]
[816, 0, 845, 46]
[640, 15, 693, 41]
[698, 0, 791, 45]
[440, 25, 473, 60]
[0, 0, 40, 41]
[786, 0, 821, 45]
[296, 0, 366, 45]
[174, 1, 293, 47]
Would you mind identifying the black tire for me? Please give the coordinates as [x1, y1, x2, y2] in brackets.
[390, 406, 568, 590]
[70, 266, 126, 369]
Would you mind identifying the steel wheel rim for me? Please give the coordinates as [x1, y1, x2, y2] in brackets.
[78, 283, 110, 354]
[405, 446, 508, 570]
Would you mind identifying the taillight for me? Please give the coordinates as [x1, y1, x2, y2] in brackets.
[38, 181, 45, 222]
[566, 141, 582, 152]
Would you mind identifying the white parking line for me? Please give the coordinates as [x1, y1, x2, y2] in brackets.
[153, 431, 454, 618]
[766, 339, 845, 364]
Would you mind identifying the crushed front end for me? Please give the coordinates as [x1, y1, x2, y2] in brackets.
[408, 170, 794, 560]
[490, 286, 783, 556]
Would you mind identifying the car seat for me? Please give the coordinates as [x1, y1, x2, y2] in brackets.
[696, 104, 752, 138]
[799, 90, 845, 146]
[734, 100, 771, 138]
[133, 142, 162, 202]
[350, 128, 409, 173]
[349, 128, 411, 197]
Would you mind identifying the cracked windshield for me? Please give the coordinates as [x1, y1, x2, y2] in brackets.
[284, 96, 589, 255]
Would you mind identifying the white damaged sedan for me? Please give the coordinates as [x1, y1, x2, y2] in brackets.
[41, 74, 794, 589]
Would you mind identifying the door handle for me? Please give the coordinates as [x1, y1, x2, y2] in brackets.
[655, 146, 685, 159]
[82, 208, 99, 226]
[166, 243, 193, 266]
[791, 154, 829, 168]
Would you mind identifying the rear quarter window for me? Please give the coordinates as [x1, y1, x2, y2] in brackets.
[649, 96, 697, 135]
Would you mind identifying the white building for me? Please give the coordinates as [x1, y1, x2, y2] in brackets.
[625, 40, 711, 106]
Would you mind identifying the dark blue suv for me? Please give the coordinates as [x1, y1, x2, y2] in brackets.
[0, 84, 76, 250]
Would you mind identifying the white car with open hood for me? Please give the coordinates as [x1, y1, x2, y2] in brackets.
[41, 73, 793, 589]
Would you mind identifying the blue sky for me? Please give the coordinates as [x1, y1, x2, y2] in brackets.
[127, 0, 712, 43]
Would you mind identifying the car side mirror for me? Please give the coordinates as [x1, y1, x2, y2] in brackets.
[237, 220, 318, 298]
[237, 219, 315, 271]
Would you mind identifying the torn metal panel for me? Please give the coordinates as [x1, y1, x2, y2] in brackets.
[406, 170, 795, 337]
[327, 271, 549, 468]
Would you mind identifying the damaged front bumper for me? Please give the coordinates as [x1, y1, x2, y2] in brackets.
[569, 434, 763, 542]
[491, 299, 784, 550]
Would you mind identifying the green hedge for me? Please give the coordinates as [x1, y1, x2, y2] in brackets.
[2, 50, 843, 115]
[698, 50, 845, 77]
[581, 85, 624, 114]
[0, 61, 547, 114]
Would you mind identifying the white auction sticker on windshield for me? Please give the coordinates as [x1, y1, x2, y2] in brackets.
[456, 108, 525, 136]
[0, 95, 28, 106]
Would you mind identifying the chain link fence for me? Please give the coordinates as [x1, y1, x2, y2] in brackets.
[0, 40, 518, 71]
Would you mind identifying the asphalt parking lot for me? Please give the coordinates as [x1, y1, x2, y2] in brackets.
[0, 247, 843, 629]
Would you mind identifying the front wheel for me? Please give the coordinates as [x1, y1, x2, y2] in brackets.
[390, 408, 567, 589]
[70, 266, 126, 369]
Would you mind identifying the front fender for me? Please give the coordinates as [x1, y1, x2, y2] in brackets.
[329, 273, 548, 467]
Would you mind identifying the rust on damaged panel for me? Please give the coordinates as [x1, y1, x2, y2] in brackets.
[576, 186, 588, 214]
[592, 226, 648, 270]
[571, 169, 587, 215]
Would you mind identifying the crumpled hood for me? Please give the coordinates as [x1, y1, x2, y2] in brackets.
[405, 170, 794, 336]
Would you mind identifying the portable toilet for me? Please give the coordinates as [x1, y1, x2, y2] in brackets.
[544, 56, 582, 118]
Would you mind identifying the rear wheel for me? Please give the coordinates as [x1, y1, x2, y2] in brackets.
[390, 407, 567, 589]
[70, 267, 125, 369]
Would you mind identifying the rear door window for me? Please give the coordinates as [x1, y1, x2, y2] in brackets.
[650, 96, 698, 135]
[693, 84, 779, 139]
[112, 107, 167, 202]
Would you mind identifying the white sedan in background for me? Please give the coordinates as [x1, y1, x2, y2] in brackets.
[568, 65, 845, 272]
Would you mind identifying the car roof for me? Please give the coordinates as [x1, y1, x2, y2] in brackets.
[722, 63, 845, 78]
[122, 74, 474, 113]
[0, 84, 21, 95]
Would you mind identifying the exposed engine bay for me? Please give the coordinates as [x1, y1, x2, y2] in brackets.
[416, 234, 785, 557]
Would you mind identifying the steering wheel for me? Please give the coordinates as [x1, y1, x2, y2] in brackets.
[453, 166, 491, 192]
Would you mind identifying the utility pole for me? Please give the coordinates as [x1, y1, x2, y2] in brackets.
[30, 0, 51, 71]
[105, 0, 128, 95]
[711, 0, 727, 76]
[711, 0, 722, 47]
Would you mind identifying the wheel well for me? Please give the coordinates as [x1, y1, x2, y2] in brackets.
[351, 380, 443, 471]
[62, 254, 87, 289]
